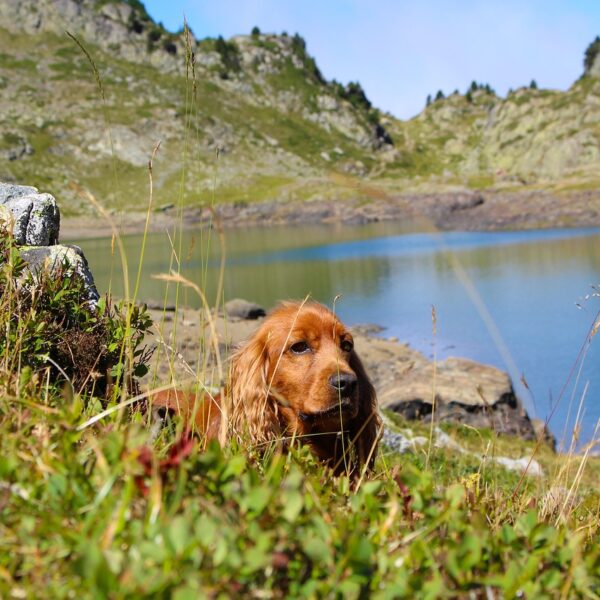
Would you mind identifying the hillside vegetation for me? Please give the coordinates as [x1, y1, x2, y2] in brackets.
[1, 0, 600, 216]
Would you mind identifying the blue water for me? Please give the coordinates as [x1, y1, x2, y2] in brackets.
[78, 223, 600, 448]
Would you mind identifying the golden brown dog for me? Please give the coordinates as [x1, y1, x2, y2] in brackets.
[151, 301, 381, 476]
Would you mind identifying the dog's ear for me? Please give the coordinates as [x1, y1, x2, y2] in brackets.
[227, 332, 280, 446]
[348, 350, 381, 474]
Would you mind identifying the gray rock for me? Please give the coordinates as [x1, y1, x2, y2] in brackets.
[0, 183, 60, 246]
[224, 298, 266, 320]
[494, 456, 543, 477]
[381, 428, 426, 454]
[378, 355, 540, 440]
[0, 182, 39, 202]
[19, 245, 99, 303]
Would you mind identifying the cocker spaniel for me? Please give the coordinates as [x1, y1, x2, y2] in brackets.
[151, 301, 381, 476]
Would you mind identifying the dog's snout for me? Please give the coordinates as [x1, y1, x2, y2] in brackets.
[328, 372, 357, 395]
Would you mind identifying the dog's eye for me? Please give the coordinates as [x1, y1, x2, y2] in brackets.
[341, 339, 354, 352]
[290, 341, 310, 354]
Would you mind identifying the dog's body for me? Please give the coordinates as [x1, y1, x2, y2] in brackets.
[151, 301, 380, 475]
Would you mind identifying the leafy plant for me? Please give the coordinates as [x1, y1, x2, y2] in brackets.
[0, 222, 152, 398]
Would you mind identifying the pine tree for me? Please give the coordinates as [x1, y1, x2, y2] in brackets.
[584, 36, 600, 74]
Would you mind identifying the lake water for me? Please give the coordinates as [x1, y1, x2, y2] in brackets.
[74, 222, 600, 448]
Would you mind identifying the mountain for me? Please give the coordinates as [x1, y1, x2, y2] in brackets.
[1, 0, 600, 217]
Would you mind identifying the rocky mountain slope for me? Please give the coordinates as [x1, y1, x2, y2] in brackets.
[1, 0, 600, 217]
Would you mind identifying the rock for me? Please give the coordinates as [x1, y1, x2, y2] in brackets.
[0, 183, 60, 246]
[449, 194, 485, 212]
[381, 428, 427, 454]
[18, 245, 99, 303]
[494, 456, 543, 477]
[0, 182, 39, 202]
[375, 352, 539, 440]
[224, 299, 266, 320]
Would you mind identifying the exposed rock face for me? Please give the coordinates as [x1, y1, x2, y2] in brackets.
[1, 181, 98, 303]
[0, 0, 186, 72]
[0, 183, 60, 245]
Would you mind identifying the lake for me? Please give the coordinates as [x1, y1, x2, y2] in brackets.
[74, 222, 600, 448]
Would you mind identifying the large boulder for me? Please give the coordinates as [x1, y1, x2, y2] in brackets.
[1, 181, 98, 304]
[354, 334, 543, 442]
[0, 182, 60, 246]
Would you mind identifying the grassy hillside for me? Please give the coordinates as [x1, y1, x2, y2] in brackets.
[386, 79, 600, 190]
[0, 1, 395, 216]
[2, 0, 600, 218]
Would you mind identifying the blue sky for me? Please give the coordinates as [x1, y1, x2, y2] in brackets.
[144, 0, 600, 119]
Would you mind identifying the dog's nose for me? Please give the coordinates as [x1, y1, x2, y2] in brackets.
[329, 372, 357, 395]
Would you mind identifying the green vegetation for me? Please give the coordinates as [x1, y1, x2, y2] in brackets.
[214, 36, 241, 79]
[1, 401, 598, 597]
[584, 35, 600, 74]
[290, 33, 324, 84]
[0, 223, 151, 397]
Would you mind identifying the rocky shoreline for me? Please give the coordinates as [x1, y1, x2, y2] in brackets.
[145, 300, 554, 448]
[60, 187, 600, 240]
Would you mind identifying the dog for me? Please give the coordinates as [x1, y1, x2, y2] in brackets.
[150, 301, 381, 476]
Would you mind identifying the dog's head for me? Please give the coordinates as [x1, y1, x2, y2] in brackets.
[227, 301, 380, 474]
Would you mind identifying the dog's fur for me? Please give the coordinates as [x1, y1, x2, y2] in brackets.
[151, 301, 381, 475]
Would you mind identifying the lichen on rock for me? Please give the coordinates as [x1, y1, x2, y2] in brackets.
[0, 182, 60, 246]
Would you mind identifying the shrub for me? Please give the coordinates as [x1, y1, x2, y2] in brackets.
[341, 81, 372, 111]
[290, 33, 324, 83]
[0, 223, 152, 398]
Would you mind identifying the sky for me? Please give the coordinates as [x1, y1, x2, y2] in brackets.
[144, 0, 600, 119]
